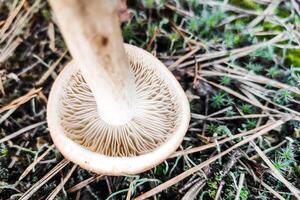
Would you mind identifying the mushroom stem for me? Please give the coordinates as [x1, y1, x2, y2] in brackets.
[49, 0, 136, 125]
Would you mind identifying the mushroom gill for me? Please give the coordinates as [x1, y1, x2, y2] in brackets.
[59, 55, 180, 157]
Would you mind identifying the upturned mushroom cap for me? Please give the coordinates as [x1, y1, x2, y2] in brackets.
[47, 44, 190, 175]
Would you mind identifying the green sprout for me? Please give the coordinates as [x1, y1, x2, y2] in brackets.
[187, 18, 201, 32]
[250, 46, 275, 61]
[242, 119, 257, 130]
[241, 104, 254, 114]
[211, 92, 227, 108]
[216, 125, 232, 137]
[168, 32, 180, 50]
[220, 76, 232, 85]
[224, 31, 241, 47]
[267, 66, 283, 78]
[273, 158, 290, 173]
[143, 0, 155, 8]
[207, 180, 218, 198]
[246, 62, 263, 73]
[200, 8, 224, 35]
[225, 109, 236, 116]
[207, 124, 218, 134]
[1, 148, 9, 157]
[273, 89, 293, 105]
[240, 188, 250, 200]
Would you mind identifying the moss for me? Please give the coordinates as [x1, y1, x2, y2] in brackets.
[262, 21, 283, 32]
[286, 49, 300, 67]
[229, 0, 261, 10]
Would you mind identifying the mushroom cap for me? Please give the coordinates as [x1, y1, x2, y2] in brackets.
[47, 44, 190, 175]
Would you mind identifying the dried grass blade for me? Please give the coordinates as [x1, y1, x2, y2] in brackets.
[0, 87, 42, 114]
[0, 121, 46, 144]
[169, 46, 201, 71]
[0, 0, 26, 38]
[19, 159, 70, 200]
[67, 174, 103, 193]
[46, 164, 77, 200]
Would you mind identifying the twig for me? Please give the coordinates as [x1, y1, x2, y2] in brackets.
[165, 3, 194, 18]
[0, 121, 46, 144]
[214, 180, 225, 200]
[0, 107, 17, 124]
[19, 159, 70, 200]
[0, 88, 42, 114]
[67, 174, 103, 193]
[181, 179, 206, 200]
[46, 164, 77, 200]
[234, 173, 245, 200]
[169, 46, 201, 71]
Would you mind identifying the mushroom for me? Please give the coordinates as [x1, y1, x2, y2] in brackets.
[47, 0, 190, 175]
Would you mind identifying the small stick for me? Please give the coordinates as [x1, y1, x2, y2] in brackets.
[0, 88, 42, 114]
[46, 164, 77, 200]
[234, 173, 245, 200]
[0, 121, 46, 144]
[214, 180, 225, 200]
[68, 175, 103, 193]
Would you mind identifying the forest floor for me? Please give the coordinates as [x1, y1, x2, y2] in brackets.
[1, 0, 300, 199]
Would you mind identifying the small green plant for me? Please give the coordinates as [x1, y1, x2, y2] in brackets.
[273, 158, 290, 173]
[167, 32, 180, 50]
[142, 0, 155, 8]
[241, 104, 254, 114]
[211, 92, 227, 108]
[226, 96, 235, 106]
[271, 140, 296, 176]
[207, 180, 218, 198]
[225, 109, 236, 117]
[273, 89, 293, 105]
[267, 66, 283, 78]
[240, 187, 250, 200]
[1, 147, 9, 157]
[224, 31, 241, 47]
[233, 20, 246, 31]
[200, 8, 225, 35]
[187, 18, 201, 32]
[242, 119, 257, 130]
[250, 46, 274, 61]
[207, 124, 219, 134]
[122, 23, 134, 42]
[220, 76, 232, 85]
[246, 62, 263, 73]
[216, 125, 232, 137]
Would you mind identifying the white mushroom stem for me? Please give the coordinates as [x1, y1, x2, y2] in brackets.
[49, 0, 136, 125]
